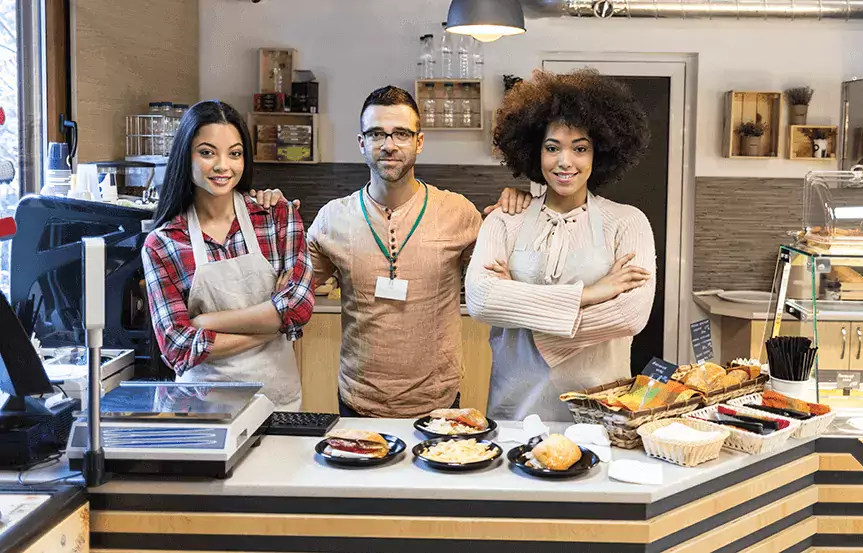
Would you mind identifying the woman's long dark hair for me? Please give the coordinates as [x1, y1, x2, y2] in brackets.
[146, 100, 255, 380]
[152, 100, 255, 228]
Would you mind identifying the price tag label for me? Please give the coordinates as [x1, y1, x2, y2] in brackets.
[690, 319, 714, 365]
[641, 357, 678, 384]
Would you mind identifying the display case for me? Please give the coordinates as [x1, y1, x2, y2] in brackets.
[766, 166, 863, 420]
[800, 164, 863, 253]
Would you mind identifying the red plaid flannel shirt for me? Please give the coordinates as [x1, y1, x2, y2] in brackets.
[142, 196, 314, 376]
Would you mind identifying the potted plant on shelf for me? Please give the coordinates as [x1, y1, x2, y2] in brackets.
[737, 121, 767, 156]
[786, 86, 814, 125]
[802, 127, 835, 158]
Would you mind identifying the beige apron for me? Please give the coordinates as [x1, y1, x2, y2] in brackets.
[181, 191, 301, 411]
[487, 193, 631, 422]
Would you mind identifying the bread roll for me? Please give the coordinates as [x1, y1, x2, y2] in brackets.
[530, 434, 582, 471]
[428, 408, 489, 430]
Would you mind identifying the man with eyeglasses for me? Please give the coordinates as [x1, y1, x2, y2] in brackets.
[307, 86, 528, 418]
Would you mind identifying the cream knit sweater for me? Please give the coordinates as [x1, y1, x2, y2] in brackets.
[465, 195, 657, 367]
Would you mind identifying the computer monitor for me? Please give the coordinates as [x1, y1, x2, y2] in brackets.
[0, 291, 54, 414]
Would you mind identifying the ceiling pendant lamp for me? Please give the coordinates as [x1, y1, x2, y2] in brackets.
[445, 0, 526, 43]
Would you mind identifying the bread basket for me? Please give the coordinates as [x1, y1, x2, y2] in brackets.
[637, 418, 729, 467]
[726, 393, 836, 440]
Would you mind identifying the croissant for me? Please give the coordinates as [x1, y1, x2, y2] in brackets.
[530, 434, 582, 470]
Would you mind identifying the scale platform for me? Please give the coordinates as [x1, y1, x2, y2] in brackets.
[65, 382, 274, 479]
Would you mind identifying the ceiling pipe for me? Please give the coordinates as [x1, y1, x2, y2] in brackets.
[523, 0, 863, 20]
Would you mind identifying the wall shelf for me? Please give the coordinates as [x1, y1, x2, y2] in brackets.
[248, 112, 320, 164]
[788, 124, 838, 161]
[722, 91, 783, 158]
[415, 79, 483, 131]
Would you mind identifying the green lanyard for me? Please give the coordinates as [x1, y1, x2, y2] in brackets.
[360, 181, 428, 280]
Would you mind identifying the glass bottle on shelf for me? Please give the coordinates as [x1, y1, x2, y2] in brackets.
[440, 23, 454, 79]
[422, 83, 436, 128]
[418, 34, 436, 79]
[443, 84, 455, 128]
[460, 84, 473, 128]
[471, 40, 484, 79]
[457, 35, 471, 79]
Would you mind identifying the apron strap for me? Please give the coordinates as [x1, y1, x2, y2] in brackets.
[233, 192, 262, 256]
[185, 204, 210, 268]
[514, 195, 545, 252]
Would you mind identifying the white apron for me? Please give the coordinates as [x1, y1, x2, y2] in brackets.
[180, 191, 302, 411]
[487, 193, 631, 422]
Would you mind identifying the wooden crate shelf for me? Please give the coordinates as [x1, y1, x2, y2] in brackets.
[788, 125, 838, 161]
[248, 112, 320, 164]
[722, 91, 782, 158]
[415, 79, 483, 131]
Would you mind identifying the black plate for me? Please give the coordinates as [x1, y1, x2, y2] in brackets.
[412, 437, 503, 471]
[413, 416, 498, 439]
[507, 444, 600, 479]
[315, 433, 405, 467]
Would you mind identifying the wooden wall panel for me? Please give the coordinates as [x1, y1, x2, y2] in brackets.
[73, 0, 199, 162]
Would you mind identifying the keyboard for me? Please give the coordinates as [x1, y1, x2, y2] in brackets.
[264, 411, 340, 437]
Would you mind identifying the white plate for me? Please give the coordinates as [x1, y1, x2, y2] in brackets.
[717, 291, 773, 304]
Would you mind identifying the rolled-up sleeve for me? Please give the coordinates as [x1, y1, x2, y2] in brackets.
[142, 234, 215, 376]
[271, 201, 315, 339]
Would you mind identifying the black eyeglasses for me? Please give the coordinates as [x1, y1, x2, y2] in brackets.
[362, 129, 418, 145]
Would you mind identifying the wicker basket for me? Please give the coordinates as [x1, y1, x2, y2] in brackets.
[637, 418, 730, 467]
[683, 404, 800, 455]
[563, 378, 703, 449]
[726, 393, 837, 440]
[699, 374, 770, 406]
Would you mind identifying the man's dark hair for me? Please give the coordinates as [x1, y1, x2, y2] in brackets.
[360, 86, 422, 130]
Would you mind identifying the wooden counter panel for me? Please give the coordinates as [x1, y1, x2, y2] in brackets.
[22, 503, 89, 553]
[738, 517, 817, 553]
[819, 453, 863, 472]
[90, 510, 652, 543]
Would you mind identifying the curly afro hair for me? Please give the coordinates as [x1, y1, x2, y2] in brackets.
[493, 69, 650, 191]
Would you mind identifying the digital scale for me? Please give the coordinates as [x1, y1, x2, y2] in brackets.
[66, 381, 274, 479]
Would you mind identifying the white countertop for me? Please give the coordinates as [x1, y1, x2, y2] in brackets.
[693, 294, 771, 320]
[313, 296, 470, 316]
[88, 418, 815, 504]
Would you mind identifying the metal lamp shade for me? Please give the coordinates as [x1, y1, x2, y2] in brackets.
[445, 0, 526, 42]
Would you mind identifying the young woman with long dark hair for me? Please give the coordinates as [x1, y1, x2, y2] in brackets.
[142, 100, 313, 410]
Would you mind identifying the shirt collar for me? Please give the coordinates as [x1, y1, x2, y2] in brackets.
[159, 193, 267, 232]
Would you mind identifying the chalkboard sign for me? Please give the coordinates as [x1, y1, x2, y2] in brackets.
[690, 319, 714, 365]
[641, 356, 678, 384]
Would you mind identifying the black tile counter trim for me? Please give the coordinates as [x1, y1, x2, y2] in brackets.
[0, 485, 87, 553]
[815, 471, 863, 485]
[90, 533, 649, 553]
[815, 502, 863, 515]
[645, 441, 814, 517]
[88, 493, 649, 520]
[813, 534, 863, 547]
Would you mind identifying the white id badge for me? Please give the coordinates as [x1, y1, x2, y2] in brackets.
[375, 277, 408, 301]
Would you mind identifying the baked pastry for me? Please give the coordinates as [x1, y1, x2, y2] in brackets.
[428, 408, 489, 431]
[677, 362, 726, 393]
[529, 434, 582, 470]
[719, 370, 748, 388]
[324, 429, 389, 458]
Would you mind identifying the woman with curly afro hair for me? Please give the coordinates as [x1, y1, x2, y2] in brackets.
[465, 69, 656, 421]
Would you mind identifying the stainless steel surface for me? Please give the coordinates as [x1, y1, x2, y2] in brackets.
[88, 344, 102, 451]
[96, 382, 263, 421]
[785, 298, 863, 321]
[524, 0, 863, 19]
[17, 0, 47, 195]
